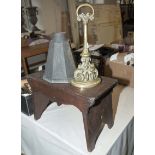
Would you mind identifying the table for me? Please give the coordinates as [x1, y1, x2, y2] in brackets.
[21, 43, 49, 75]
[27, 71, 117, 152]
[21, 85, 134, 155]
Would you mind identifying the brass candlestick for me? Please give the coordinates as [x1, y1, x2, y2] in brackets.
[71, 4, 101, 88]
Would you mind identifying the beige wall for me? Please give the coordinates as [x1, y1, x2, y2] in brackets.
[32, 0, 67, 35]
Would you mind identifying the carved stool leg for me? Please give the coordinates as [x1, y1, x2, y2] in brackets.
[82, 94, 113, 152]
[103, 93, 114, 129]
[33, 91, 49, 120]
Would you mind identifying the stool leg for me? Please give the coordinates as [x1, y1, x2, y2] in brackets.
[82, 93, 113, 152]
[103, 94, 114, 129]
[33, 91, 49, 120]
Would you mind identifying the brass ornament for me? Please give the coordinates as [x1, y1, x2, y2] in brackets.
[71, 3, 101, 88]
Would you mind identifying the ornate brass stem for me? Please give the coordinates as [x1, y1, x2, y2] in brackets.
[71, 3, 101, 88]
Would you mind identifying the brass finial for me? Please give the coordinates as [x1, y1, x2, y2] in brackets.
[71, 4, 101, 88]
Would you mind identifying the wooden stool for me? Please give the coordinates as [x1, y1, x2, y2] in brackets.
[27, 71, 117, 152]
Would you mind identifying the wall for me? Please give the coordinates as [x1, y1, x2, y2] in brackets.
[32, 0, 68, 35]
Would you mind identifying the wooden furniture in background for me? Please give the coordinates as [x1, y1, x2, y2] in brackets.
[67, 0, 80, 48]
[28, 71, 117, 152]
[85, 4, 123, 44]
[61, 11, 72, 39]
[21, 43, 49, 75]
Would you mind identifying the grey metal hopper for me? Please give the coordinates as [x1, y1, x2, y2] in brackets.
[43, 32, 76, 83]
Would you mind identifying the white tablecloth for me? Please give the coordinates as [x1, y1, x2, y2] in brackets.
[21, 86, 134, 155]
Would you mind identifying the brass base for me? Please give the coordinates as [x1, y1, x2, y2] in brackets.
[71, 78, 101, 89]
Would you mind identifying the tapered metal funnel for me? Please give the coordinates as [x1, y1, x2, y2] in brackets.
[43, 32, 76, 83]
